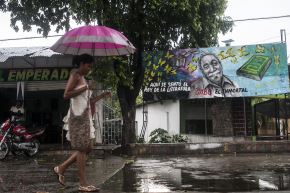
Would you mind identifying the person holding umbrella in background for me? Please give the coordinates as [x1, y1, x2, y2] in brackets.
[53, 54, 111, 192]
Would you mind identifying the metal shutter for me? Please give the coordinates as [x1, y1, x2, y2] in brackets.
[25, 81, 66, 91]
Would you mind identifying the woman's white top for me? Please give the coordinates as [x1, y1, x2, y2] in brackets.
[63, 84, 95, 140]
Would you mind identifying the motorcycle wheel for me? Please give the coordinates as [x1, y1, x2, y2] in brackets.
[24, 140, 40, 157]
[0, 142, 10, 160]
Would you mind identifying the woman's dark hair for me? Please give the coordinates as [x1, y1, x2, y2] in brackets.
[72, 54, 94, 67]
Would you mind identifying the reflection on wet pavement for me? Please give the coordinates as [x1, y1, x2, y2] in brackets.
[102, 154, 290, 192]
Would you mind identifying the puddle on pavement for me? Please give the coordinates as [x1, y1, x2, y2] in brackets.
[102, 154, 290, 192]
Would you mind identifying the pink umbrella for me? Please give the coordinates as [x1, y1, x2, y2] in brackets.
[50, 25, 136, 56]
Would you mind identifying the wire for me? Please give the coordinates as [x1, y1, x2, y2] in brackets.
[253, 32, 290, 44]
[0, 34, 62, 42]
[233, 14, 290, 22]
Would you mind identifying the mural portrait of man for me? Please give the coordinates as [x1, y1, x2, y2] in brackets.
[189, 53, 241, 98]
[143, 43, 288, 100]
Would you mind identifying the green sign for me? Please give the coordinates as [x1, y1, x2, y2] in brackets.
[0, 68, 72, 82]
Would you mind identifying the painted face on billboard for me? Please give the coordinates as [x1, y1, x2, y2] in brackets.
[199, 54, 223, 85]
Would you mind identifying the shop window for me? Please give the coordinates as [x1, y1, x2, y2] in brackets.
[185, 119, 213, 135]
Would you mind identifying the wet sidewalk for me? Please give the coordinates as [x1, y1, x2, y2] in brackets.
[0, 153, 126, 193]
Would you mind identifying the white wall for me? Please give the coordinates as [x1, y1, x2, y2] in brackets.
[90, 83, 103, 144]
[136, 100, 180, 142]
[136, 106, 144, 138]
[186, 134, 246, 143]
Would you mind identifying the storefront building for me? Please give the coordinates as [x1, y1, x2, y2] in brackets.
[0, 47, 78, 144]
[0, 47, 124, 145]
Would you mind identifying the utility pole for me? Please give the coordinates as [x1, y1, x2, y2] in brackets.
[280, 29, 286, 43]
[281, 29, 288, 139]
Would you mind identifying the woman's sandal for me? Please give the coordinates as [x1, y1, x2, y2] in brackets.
[53, 166, 65, 186]
[78, 185, 100, 192]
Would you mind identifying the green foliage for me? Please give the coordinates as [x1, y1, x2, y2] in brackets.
[171, 134, 188, 143]
[102, 90, 122, 118]
[92, 57, 134, 90]
[149, 128, 172, 143]
[148, 128, 189, 143]
[136, 136, 145, 144]
[113, 57, 135, 89]
[135, 91, 143, 106]
[91, 57, 136, 117]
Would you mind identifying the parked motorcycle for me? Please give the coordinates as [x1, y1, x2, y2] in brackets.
[0, 116, 45, 160]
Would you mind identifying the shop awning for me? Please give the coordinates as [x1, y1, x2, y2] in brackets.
[0, 47, 72, 68]
[0, 47, 60, 62]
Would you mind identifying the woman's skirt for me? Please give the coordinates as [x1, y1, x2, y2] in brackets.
[68, 108, 92, 151]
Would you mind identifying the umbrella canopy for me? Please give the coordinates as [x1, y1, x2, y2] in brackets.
[50, 25, 136, 56]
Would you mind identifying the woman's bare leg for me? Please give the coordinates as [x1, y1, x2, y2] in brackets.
[57, 151, 78, 174]
[77, 151, 88, 186]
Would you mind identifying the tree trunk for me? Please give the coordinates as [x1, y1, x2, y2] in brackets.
[117, 0, 145, 147]
[122, 106, 136, 145]
[117, 85, 138, 145]
[117, 50, 144, 147]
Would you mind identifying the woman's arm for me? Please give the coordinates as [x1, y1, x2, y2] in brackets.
[90, 91, 111, 105]
[63, 71, 88, 100]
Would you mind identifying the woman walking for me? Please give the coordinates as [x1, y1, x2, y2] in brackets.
[53, 54, 110, 192]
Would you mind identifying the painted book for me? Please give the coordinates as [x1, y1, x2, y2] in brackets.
[236, 55, 272, 81]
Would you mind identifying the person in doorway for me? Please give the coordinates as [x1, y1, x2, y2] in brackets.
[10, 100, 25, 123]
[53, 54, 111, 192]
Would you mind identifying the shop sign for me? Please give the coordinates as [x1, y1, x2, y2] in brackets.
[143, 42, 289, 101]
[0, 68, 72, 82]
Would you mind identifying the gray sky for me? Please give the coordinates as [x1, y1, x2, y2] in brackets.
[219, 0, 290, 59]
[0, 0, 290, 61]
[0, 12, 79, 47]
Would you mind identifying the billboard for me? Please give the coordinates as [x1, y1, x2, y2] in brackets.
[143, 43, 289, 101]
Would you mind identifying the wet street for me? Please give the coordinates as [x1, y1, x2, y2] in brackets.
[103, 154, 290, 192]
[2, 153, 290, 192]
